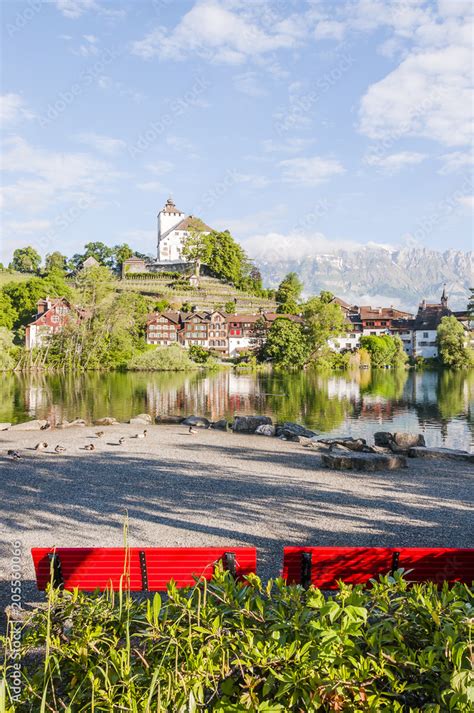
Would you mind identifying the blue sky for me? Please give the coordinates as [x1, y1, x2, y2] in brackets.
[1, 0, 473, 266]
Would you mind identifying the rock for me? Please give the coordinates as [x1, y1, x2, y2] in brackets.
[367, 445, 392, 454]
[129, 413, 152, 425]
[182, 416, 211, 429]
[374, 431, 394, 447]
[94, 417, 118, 426]
[0, 423, 11, 431]
[211, 419, 229, 430]
[155, 415, 184, 425]
[408, 447, 474, 463]
[232, 415, 272, 433]
[322, 449, 408, 471]
[392, 432, 426, 449]
[255, 424, 276, 437]
[318, 437, 367, 451]
[299, 437, 330, 451]
[10, 419, 48, 431]
[57, 419, 87, 429]
[275, 422, 317, 439]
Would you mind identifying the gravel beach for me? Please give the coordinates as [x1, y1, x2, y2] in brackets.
[1, 424, 473, 618]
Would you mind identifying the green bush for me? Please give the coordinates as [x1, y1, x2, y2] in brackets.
[2, 570, 472, 711]
[128, 344, 199, 371]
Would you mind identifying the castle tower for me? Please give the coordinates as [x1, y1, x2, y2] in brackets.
[157, 197, 185, 261]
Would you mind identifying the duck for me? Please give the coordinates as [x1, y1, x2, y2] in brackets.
[118, 437, 126, 445]
[133, 429, 148, 439]
[7, 449, 21, 460]
[84, 443, 96, 451]
[34, 442, 48, 451]
[54, 444, 66, 453]
[95, 431, 105, 438]
[188, 426, 196, 435]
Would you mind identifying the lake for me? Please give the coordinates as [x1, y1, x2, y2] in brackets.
[0, 369, 472, 451]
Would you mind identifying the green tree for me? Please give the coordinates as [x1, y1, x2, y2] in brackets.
[128, 344, 198, 371]
[263, 318, 308, 368]
[113, 244, 134, 270]
[0, 327, 16, 371]
[359, 335, 396, 368]
[75, 265, 114, 309]
[224, 300, 236, 314]
[276, 272, 303, 314]
[45, 251, 68, 274]
[3, 273, 72, 328]
[0, 291, 18, 330]
[155, 299, 171, 313]
[206, 231, 249, 286]
[84, 242, 115, 268]
[181, 225, 212, 277]
[10, 246, 41, 273]
[303, 295, 347, 364]
[437, 315, 474, 368]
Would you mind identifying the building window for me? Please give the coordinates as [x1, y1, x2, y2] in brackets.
[423, 332, 429, 338]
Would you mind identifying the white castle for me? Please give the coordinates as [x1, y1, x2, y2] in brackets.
[157, 197, 212, 263]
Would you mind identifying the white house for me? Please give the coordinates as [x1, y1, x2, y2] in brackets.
[412, 287, 451, 359]
[157, 197, 212, 263]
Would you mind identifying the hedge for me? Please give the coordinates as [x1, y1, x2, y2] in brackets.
[1, 569, 472, 711]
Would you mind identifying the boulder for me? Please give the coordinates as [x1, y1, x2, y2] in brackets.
[318, 437, 367, 451]
[94, 417, 118, 426]
[232, 415, 272, 433]
[276, 422, 317, 439]
[10, 419, 48, 431]
[255, 424, 276, 437]
[392, 432, 426, 449]
[408, 447, 474, 463]
[211, 419, 229, 431]
[298, 437, 330, 451]
[322, 449, 408, 471]
[182, 416, 211, 429]
[0, 423, 11, 431]
[374, 431, 394, 447]
[57, 419, 87, 429]
[129, 413, 152, 425]
[155, 415, 184, 425]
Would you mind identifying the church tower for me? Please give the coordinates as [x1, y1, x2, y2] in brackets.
[440, 284, 448, 308]
[157, 197, 185, 261]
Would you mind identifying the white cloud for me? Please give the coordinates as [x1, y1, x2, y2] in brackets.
[4, 219, 52, 234]
[54, 0, 97, 18]
[279, 156, 345, 186]
[438, 151, 474, 174]
[233, 173, 270, 189]
[132, 0, 300, 64]
[314, 20, 346, 41]
[457, 195, 474, 209]
[146, 161, 174, 175]
[136, 181, 166, 193]
[1, 136, 121, 213]
[75, 132, 126, 155]
[0, 93, 35, 124]
[262, 138, 314, 154]
[242, 230, 362, 262]
[165, 136, 199, 157]
[364, 150, 427, 173]
[234, 72, 267, 97]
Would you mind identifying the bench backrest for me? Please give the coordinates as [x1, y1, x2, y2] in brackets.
[282, 547, 474, 589]
[31, 547, 257, 591]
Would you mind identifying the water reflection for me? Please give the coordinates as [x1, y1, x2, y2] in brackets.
[0, 369, 472, 450]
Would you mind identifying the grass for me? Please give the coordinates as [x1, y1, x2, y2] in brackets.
[0, 271, 31, 287]
[1, 569, 473, 711]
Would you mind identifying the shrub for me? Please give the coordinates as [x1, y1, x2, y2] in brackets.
[128, 344, 199, 371]
[2, 571, 472, 711]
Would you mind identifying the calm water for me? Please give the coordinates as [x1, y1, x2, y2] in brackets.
[0, 369, 473, 451]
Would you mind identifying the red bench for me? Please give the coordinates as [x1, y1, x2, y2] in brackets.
[31, 547, 256, 591]
[282, 547, 474, 589]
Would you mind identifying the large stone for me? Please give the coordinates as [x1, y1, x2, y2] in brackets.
[94, 417, 118, 426]
[129, 413, 152, 425]
[182, 415, 211, 429]
[392, 432, 426, 449]
[299, 437, 330, 451]
[408, 447, 474, 463]
[0, 423, 11, 431]
[155, 415, 184, 425]
[255, 424, 276, 437]
[10, 419, 48, 431]
[211, 419, 229, 431]
[322, 449, 408, 471]
[374, 431, 394, 447]
[57, 419, 87, 429]
[232, 415, 272, 433]
[318, 437, 367, 451]
[276, 422, 317, 439]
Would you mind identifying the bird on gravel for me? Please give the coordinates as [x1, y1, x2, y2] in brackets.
[95, 431, 105, 438]
[40, 423, 51, 431]
[34, 442, 48, 451]
[54, 444, 66, 453]
[132, 429, 147, 439]
[84, 443, 96, 451]
[188, 426, 196, 435]
[7, 449, 22, 460]
[118, 437, 126, 445]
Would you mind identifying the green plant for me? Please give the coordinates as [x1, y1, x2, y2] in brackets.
[2, 571, 473, 711]
[128, 344, 199, 371]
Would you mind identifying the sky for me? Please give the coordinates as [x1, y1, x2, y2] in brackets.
[1, 0, 473, 266]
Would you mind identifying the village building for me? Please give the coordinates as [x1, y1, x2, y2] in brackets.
[226, 314, 262, 357]
[390, 319, 415, 356]
[179, 312, 211, 349]
[146, 311, 181, 345]
[329, 314, 364, 353]
[156, 197, 212, 263]
[25, 297, 74, 349]
[207, 310, 228, 355]
[412, 287, 454, 359]
[359, 306, 413, 335]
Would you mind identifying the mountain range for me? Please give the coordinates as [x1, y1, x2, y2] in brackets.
[255, 246, 472, 312]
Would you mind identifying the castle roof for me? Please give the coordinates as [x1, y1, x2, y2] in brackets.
[173, 216, 212, 232]
[161, 197, 184, 214]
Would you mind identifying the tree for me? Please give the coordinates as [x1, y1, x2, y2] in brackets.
[2, 273, 72, 328]
[0, 327, 15, 371]
[303, 295, 347, 364]
[113, 244, 134, 270]
[0, 291, 18, 330]
[224, 300, 235, 314]
[263, 318, 308, 368]
[10, 246, 41, 273]
[75, 265, 114, 309]
[181, 226, 212, 277]
[206, 231, 248, 286]
[45, 251, 67, 274]
[276, 272, 303, 314]
[437, 316, 474, 368]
